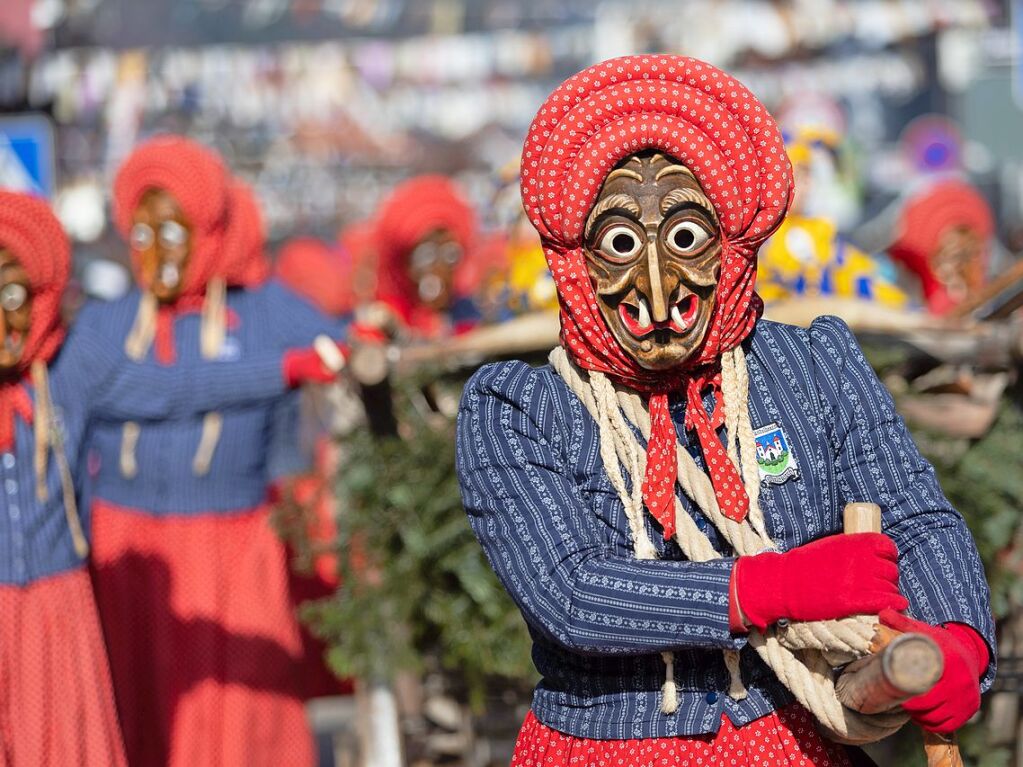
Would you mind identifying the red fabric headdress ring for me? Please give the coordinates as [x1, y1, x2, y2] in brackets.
[889, 179, 993, 315]
[0, 191, 71, 450]
[373, 175, 477, 325]
[113, 135, 231, 297]
[520, 55, 793, 533]
[221, 179, 270, 288]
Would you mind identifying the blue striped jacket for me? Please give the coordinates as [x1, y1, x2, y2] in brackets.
[456, 316, 995, 740]
[0, 310, 297, 585]
[80, 280, 342, 516]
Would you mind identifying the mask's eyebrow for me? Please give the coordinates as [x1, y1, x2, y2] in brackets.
[585, 193, 641, 239]
[659, 187, 717, 223]
[604, 167, 643, 184]
[654, 162, 695, 182]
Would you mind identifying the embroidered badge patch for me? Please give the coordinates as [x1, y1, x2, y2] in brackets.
[753, 423, 799, 485]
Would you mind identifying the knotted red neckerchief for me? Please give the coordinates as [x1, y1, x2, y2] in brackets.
[151, 297, 242, 366]
[0, 191, 71, 452]
[520, 55, 793, 535]
[0, 380, 34, 452]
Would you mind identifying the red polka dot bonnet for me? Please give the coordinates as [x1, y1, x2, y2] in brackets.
[0, 191, 70, 451]
[113, 135, 230, 298]
[521, 55, 793, 530]
[0, 190, 69, 370]
[220, 179, 270, 288]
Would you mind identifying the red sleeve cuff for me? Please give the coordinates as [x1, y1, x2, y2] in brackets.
[729, 561, 749, 634]
[944, 622, 991, 678]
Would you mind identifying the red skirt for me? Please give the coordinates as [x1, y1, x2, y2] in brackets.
[0, 568, 127, 767]
[512, 706, 853, 767]
[90, 500, 315, 767]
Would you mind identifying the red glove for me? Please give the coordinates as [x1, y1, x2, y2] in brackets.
[283, 347, 339, 387]
[879, 608, 989, 733]
[733, 533, 908, 631]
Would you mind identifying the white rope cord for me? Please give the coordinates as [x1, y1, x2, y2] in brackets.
[193, 278, 227, 476]
[548, 346, 908, 744]
[31, 361, 89, 558]
[121, 291, 158, 478]
[120, 280, 229, 478]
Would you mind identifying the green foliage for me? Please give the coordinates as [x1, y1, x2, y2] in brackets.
[303, 370, 536, 707]
[920, 394, 1023, 620]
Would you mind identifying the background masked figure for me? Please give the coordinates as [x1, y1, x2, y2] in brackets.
[0, 191, 127, 767]
[0, 190, 315, 766]
[457, 56, 993, 766]
[80, 136, 344, 767]
[886, 178, 994, 314]
[372, 175, 482, 338]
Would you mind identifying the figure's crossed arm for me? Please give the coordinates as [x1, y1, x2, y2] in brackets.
[456, 361, 744, 656]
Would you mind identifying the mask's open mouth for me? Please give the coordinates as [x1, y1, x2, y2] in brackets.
[618, 293, 700, 339]
[158, 262, 181, 289]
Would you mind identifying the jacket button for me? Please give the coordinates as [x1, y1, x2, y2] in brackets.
[706, 692, 719, 704]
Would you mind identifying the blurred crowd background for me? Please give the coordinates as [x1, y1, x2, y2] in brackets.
[2, 1, 1023, 767]
[1, 0, 1020, 292]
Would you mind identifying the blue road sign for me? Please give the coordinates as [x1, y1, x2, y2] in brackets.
[0, 114, 56, 198]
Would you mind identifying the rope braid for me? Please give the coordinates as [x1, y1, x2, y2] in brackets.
[193, 278, 226, 476]
[121, 279, 228, 478]
[31, 360, 88, 558]
[549, 346, 907, 744]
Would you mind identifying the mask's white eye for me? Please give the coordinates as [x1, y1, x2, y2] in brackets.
[130, 223, 154, 251]
[0, 283, 26, 312]
[410, 242, 438, 269]
[598, 226, 643, 260]
[439, 242, 462, 265]
[666, 221, 711, 254]
[158, 220, 188, 249]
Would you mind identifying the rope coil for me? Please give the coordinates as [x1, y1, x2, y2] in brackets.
[549, 345, 908, 744]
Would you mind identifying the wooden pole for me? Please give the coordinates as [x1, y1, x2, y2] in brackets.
[837, 503, 963, 767]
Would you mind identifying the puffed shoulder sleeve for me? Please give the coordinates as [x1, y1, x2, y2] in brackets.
[809, 315, 995, 690]
[456, 360, 743, 656]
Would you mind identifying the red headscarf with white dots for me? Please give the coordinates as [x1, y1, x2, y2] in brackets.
[521, 55, 793, 533]
[0, 191, 70, 450]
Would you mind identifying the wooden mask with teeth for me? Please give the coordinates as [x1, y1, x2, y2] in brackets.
[130, 188, 193, 304]
[406, 229, 463, 312]
[583, 151, 722, 371]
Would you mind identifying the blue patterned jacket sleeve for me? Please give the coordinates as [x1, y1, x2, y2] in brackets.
[457, 360, 742, 656]
[66, 301, 288, 420]
[809, 315, 996, 689]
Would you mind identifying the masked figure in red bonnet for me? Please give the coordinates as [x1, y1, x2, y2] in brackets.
[372, 175, 483, 338]
[887, 178, 994, 314]
[456, 56, 993, 766]
[0, 189, 317, 766]
[78, 137, 346, 767]
[0, 190, 128, 767]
